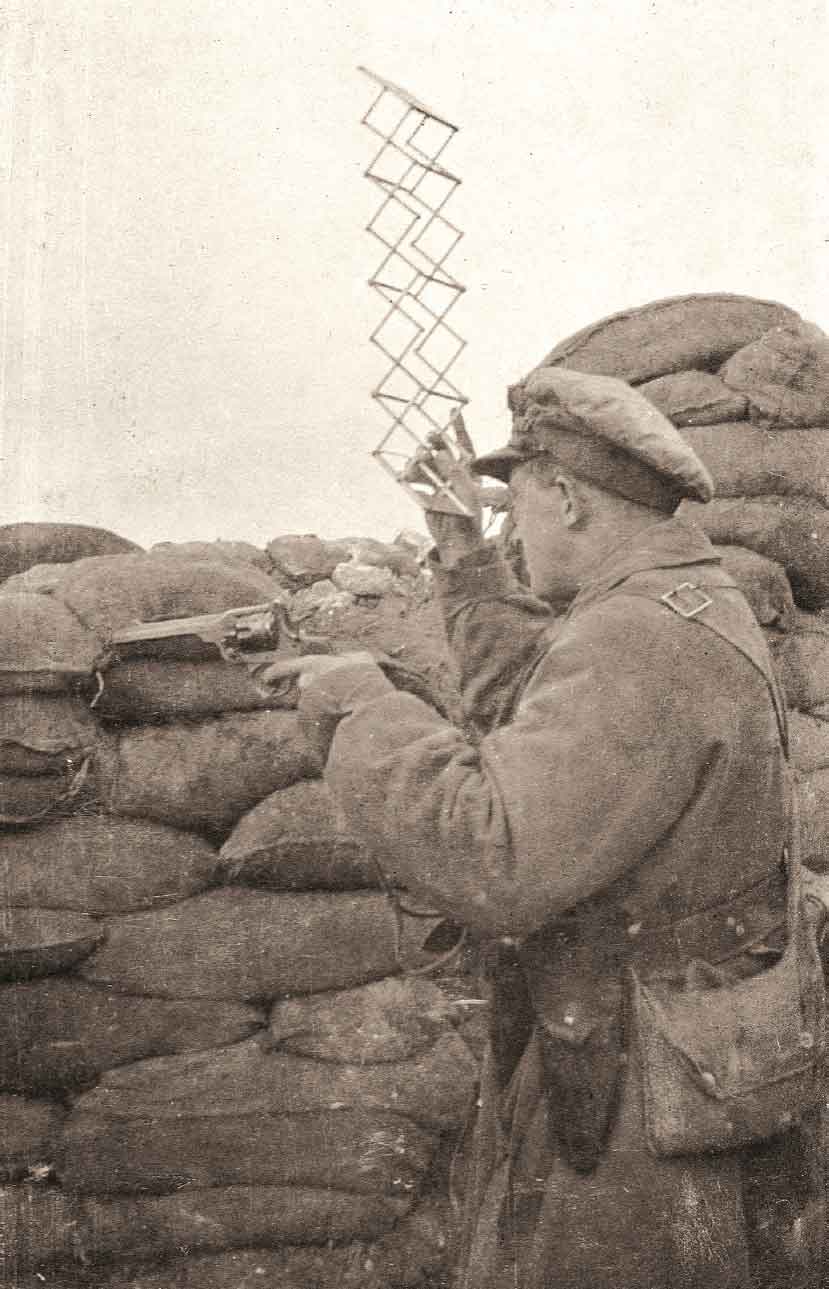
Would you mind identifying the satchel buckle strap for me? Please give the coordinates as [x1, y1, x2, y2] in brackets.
[660, 582, 713, 619]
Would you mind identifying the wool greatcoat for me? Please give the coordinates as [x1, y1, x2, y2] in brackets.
[324, 515, 825, 1289]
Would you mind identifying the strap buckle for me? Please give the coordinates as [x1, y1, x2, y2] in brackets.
[660, 582, 713, 619]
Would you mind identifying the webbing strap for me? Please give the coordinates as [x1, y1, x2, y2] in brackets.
[610, 576, 789, 756]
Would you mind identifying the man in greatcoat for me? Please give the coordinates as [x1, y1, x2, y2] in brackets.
[263, 366, 825, 1287]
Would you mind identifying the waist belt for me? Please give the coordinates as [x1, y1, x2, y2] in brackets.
[627, 869, 788, 976]
[531, 869, 788, 981]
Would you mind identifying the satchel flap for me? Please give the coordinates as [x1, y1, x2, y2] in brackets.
[636, 951, 820, 1100]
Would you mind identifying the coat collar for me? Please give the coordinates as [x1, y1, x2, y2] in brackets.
[565, 515, 720, 619]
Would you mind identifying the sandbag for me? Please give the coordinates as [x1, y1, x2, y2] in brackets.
[0, 1184, 408, 1275]
[0, 522, 140, 583]
[94, 1247, 376, 1289]
[0, 909, 103, 983]
[0, 978, 263, 1094]
[638, 370, 749, 426]
[1, 693, 100, 759]
[149, 539, 272, 572]
[720, 320, 829, 428]
[0, 775, 89, 824]
[536, 294, 800, 383]
[217, 779, 378, 891]
[788, 712, 829, 774]
[796, 769, 829, 870]
[680, 496, 829, 609]
[94, 1204, 451, 1289]
[0, 816, 219, 915]
[0, 594, 100, 693]
[765, 622, 829, 711]
[94, 712, 320, 835]
[0, 561, 71, 596]
[82, 1189, 408, 1267]
[60, 1109, 436, 1197]
[92, 657, 293, 723]
[345, 536, 421, 578]
[266, 534, 351, 587]
[53, 554, 278, 637]
[714, 544, 795, 629]
[79, 888, 445, 1000]
[0, 1095, 65, 1182]
[0, 1185, 81, 1277]
[269, 974, 458, 1062]
[681, 424, 829, 507]
[71, 1030, 477, 1131]
[0, 694, 101, 824]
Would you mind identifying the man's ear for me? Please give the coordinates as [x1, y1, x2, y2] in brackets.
[554, 473, 586, 529]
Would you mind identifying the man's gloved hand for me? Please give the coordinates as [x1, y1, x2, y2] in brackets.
[404, 416, 486, 569]
[257, 651, 394, 769]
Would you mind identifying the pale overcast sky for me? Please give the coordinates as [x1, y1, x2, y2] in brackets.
[1, 0, 827, 547]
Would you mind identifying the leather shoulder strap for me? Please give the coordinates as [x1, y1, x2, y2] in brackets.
[607, 568, 789, 757]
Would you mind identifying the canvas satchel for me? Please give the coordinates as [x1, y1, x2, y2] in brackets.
[631, 784, 826, 1157]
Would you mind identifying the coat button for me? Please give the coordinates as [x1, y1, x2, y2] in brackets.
[700, 1070, 717, 1091]
[627, 922, 642, 937]
[799, 1031, 815, 1049]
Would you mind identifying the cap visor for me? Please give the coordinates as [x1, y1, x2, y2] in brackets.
[470, 444, 526, 482]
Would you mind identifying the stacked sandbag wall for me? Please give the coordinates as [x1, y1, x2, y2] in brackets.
[0, 531, 480, 1289]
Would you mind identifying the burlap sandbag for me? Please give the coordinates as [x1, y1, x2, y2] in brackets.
[94, 712, 320, 835]
[92, 657, 292, 723]
[536, 294, 799, 383]
[0, 1095, 65, 1183]
[714, 544, 795, 629]
[788, 712, 829, 774]
[0, 562, 69, 596]
[0, 694, 101, 825]
[266, 534, 351, 588]
[0, 594, 99, 693]
[60, 1108, 435, 1197]
[79, 888, 445, 1000]
[719, 319, 829, 428]
[0, 1185, 82, 1277]
[0, 978, 262, 1095]
[765, 620, 829, 711]
[94, 1247, 377, 1289]
[217, 779, 377, 891]
[680, 496, 829, 609]
[0, 1184, 408, 1275]
[0, 523, 140, 584]
[71, 1030, 476, 1131]
[0, 816, 219, 915]
[269, 974, 457, 1062]
[93, 1203, 450, 1289]
[149, 539, 272, 572]
[795, 769, 829, 870]
[53, 554, 278, 637]
[681, 424, 829, 507]
[638, 370, 749, 426]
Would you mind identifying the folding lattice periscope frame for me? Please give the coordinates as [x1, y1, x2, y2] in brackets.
[359, 67, 473, 516]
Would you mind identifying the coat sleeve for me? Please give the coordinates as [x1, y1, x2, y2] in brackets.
[431, 545, 554, 735]
[326, 602, 707, 939]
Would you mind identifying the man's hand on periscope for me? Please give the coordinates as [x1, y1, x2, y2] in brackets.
[257, 651, 394, 769]
[407, 415, 485, 568]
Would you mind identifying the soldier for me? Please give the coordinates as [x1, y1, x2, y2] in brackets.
[263, 367, 825, 1288]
